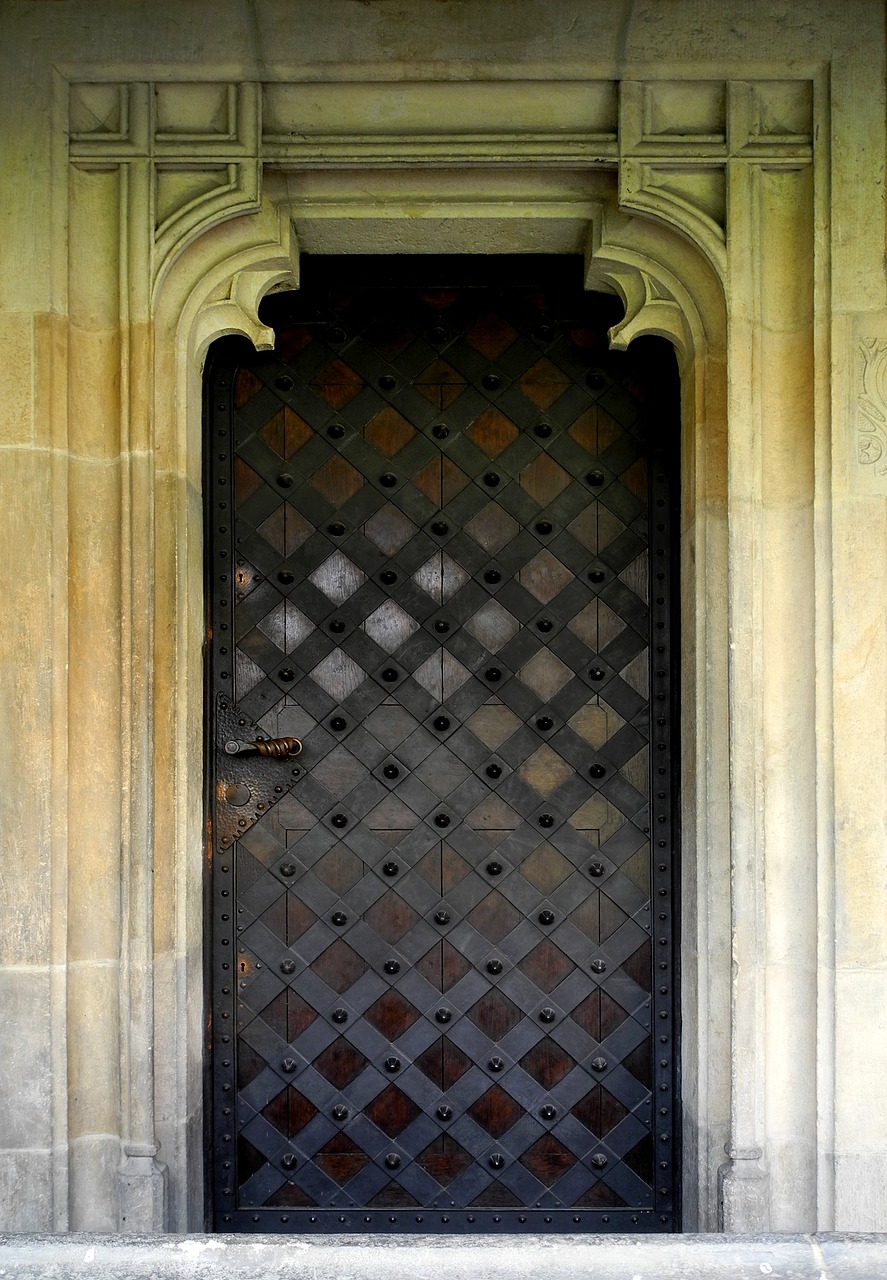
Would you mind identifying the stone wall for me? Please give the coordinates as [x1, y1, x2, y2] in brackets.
[0, 0, 885, 1237]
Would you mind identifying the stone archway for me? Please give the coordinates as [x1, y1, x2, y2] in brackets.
[57, 75, 823, 1235]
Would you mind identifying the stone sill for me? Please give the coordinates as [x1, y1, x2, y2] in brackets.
[0, 1234, 886, 1278]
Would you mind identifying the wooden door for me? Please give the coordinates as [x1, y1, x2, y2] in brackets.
[206, 258, 680, 1233]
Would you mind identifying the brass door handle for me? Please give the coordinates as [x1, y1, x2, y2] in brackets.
[224, 736, 302, 758]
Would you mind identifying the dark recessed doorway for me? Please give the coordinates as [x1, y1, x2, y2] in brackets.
[204, 256, 680, 1233]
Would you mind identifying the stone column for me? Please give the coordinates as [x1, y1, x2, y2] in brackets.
[720, 161, 818, 1231]
[65, 162, 126, 1230]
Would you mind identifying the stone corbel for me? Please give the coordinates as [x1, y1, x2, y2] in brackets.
[188, 228, 299, 368]
[584, 216, 698, 366]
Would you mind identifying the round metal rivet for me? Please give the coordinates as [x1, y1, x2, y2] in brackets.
[327, 423, 346, 439]
[540, 1105, 557, 1120]
[591, 1153, 608, 1168]
[383, 960, 401, 974]
[379, 375, 397, 391]
[330, 619, 346, 633]
[435, 1008, 452, 1023]
[589, 667, 605, 681]
[437, 1104, 453, 1120]
[281, 1153, 297, 1170]
[432, 424, 449, 439]
[487, 959, 503, 974]
[434, 911, 451, 926]
[590, 959, 607, 973]
[275, 375, 294, 391]
[485, 668, 502, 682]
[383, 764, 400, 779]
[385, 1153, 401, 1169]
[330, 717, 347, 731]
[429, 326, 447, 343]
[277, 473, 294, 488]
[434, 620, 450, 633]
[380, 570, 397, 584]
[591, 1057, 608, 1072]
[384, 1057, 401, 1072]
[537, 619, 553, 632]
[331, 912, 347, 926]
[282, 1058, 298, 1074]
[434, 813, 451, 828]
[486, 861, 502, 875]
[225, 782, 251, 806]
[588, 862, 605, 877]
[587, 372, 605, 389]
[539, 1008, 556, 1023]
[328, 522, 346, 536]
[380, 473, 397, 488]
[381, 668, 399, 682]
[489, 1152, 505, 1168]
[486, 764, 502, 779]
[433, 716, 450, 731]
[431, 521, 449, 535]
[483, 569, 501, 584]
[279, 668, 296, 682]
[535, 520, 553, 535]
[538, 814, 554, 828]
[277, 570, 294, 585]
[534, 421, 552, 437]
[482, 373, 502, 391]
[488, 1058, 504, 1073]
[589, 764, 606, 779]
[280, 959, 296, 975]
[538, 910, 555, 925]
[536, 716, 553, 731]
[331, 813, 348, 828]
[332, 1104, 349, 1120]
[484, 473, 501, 487]
[587, 471, 605, 487]
[331, 1009, 348, 1023]
[383, 861, 399, 876]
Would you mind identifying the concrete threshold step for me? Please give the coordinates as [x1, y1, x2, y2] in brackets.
[0, 1233, 886, 1279]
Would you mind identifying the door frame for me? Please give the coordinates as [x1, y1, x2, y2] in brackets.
[153, 180, 731, 1231]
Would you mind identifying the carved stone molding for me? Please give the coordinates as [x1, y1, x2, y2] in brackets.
[67, 74, 814, 297]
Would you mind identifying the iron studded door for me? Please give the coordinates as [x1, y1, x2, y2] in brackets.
[206, 260, 680, 1234]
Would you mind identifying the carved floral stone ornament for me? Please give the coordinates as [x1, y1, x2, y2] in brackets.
[857, 338, 887, 473]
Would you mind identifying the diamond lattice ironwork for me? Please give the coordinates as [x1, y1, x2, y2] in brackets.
[208, 274, 679, 1232]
